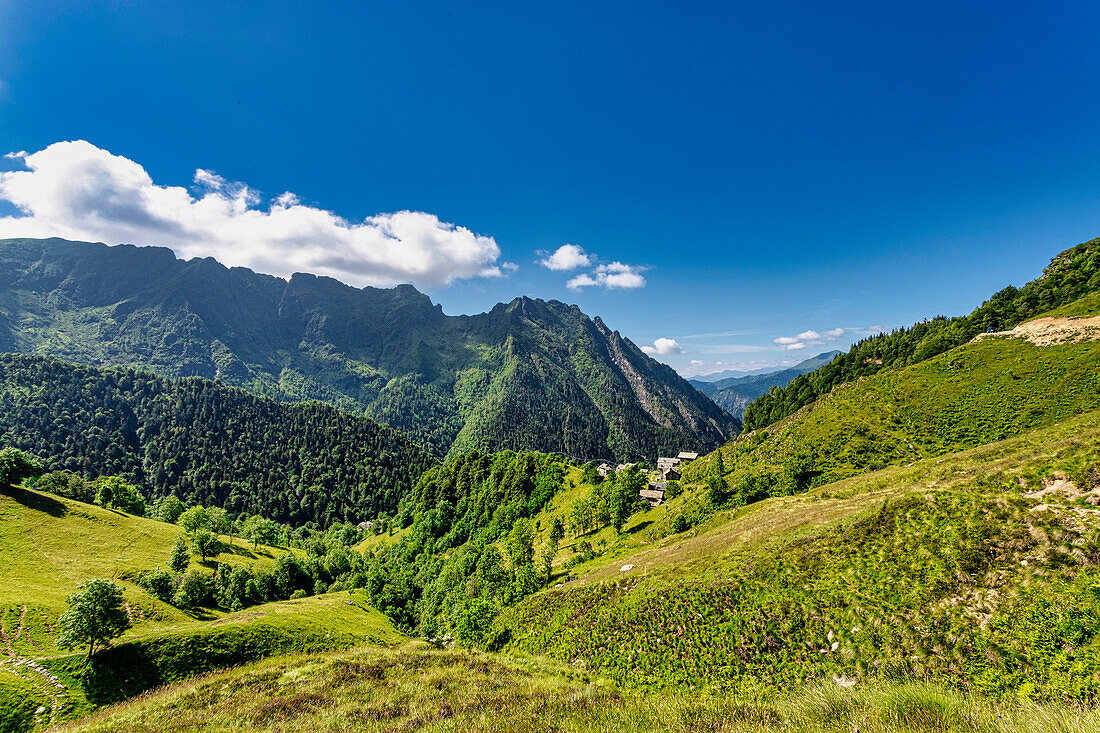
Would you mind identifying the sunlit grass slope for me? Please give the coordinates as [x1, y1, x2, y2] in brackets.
[0, 484, 287, 656]
[501, 409, 1100, 701]
[684, 304, 1100, 495]
[0, 486, 406, 731]
[55, 645, 1100, 733]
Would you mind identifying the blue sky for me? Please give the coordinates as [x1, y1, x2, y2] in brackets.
[2, 1, 1100, 375]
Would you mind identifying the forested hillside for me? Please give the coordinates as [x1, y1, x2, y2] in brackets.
[366, 451, 568, 639]
[743, 237, 1100, 430]
[0, 238, 739, 460]
[0, 354, 433, 526]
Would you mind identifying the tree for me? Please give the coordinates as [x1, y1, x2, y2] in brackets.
[612, 468, 646, 532]
[152, 494, 185, 524]
[206, 506, 232, 536]
[56, 579, 130, 658]
[191, 530, 220, 563]
[177, 505, 210, 533]
[173, 568, 213, 608]
[548, 517, 565, 546]
[168, 535, 190, 573]
[94, 476, 146, 516]
[0, 447, 43, 487]
[505, 518, 535, 568]
[143, 568, 176, 603]
[35, 471, 94, 502]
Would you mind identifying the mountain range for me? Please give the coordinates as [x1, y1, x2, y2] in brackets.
[0, 237, 739, 461]
[688, 350, 841, 418]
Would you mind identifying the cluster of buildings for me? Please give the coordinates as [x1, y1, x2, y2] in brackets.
[594, 451, 700, 508]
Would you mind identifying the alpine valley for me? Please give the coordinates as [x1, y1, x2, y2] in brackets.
[1, 237, 1100, 733]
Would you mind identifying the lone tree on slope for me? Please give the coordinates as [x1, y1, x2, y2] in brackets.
[56, 579, 131, 658]
[0, 447, 43, 487]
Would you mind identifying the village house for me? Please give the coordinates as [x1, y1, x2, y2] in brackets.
[677, 451, 699, 462]
[356, 520, 374, 532]
[596, 461, 615, 478]
[656, 455, 682, 481]
[640, 481, 666, 507]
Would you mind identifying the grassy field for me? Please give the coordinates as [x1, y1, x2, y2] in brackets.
[0, 591, 405, 731]
[500, 408, 1100, 700]
[0, 483, 291, 657]
[53, 644, 1100, 733]
[683, 329, 1100, 494]
[0, 486, 406, 732]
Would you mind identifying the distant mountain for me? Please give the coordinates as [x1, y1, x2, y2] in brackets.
[690, 351, 842, 419]
[690, 366, 779, 382]
[0, 238, 739, 461]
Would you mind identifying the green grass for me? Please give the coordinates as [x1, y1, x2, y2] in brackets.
[499, 409, 1100, 701]
[685, 327, 1100, 494]
[0, 484, 292, 657]
[0, 486, 407, 731]
[53, 645, 1100, 733]
[2, 591, 405, 730]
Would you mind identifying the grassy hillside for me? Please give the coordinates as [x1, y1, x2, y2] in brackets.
[683, 313, 1100, 496]
[48, 646, 1100, 733]
[0, 483, 286, 655]
[0, 483, 406, 731]
[744, 236, 1100, 430]
[499, 409, 1100, 701]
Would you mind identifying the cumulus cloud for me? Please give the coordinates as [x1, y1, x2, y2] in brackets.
[773, 326, 848, 351]
[640, 337, 684, 355]
[537, 243, 591, 271]
[0, 140, 511, 289]
[567, 261, 646, 290]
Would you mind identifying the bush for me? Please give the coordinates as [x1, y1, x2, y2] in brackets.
[173, 569, 213, 609]
[142, 568, 177, 603]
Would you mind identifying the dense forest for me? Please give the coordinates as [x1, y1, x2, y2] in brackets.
[0, 354, 434, 526]
[744, 237, 1100, 431]
[365, 451, 569, 643]
[0, 237, 739, 460]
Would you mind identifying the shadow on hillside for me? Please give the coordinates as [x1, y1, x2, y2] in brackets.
[1, 483, 68, 517]
[627, 520, 654, 535]
[215, 542, 261, 560]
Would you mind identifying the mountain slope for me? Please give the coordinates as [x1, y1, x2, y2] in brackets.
[690, 351, 841, 418]
[683, 297, 1100, 495]
[0, 237, 739, 460]
[743, 237, 1100, 431]
[0, 354, 434, 526]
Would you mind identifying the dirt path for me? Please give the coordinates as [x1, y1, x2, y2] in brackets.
[974, 315, 1100, 346]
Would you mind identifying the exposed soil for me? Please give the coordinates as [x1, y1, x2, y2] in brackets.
[974, 315, 1100, 346]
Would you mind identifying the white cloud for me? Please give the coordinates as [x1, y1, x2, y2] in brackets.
[567, 261, 646, 290]
[538, 243, 591, 271]
[0, 140, 511, 289]
[773, 325, 849, 351]
[3, 151, 26, 160]
[640, 337, 684, 355]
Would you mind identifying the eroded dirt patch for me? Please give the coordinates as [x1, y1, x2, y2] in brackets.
[974, 315, 1100, 346]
